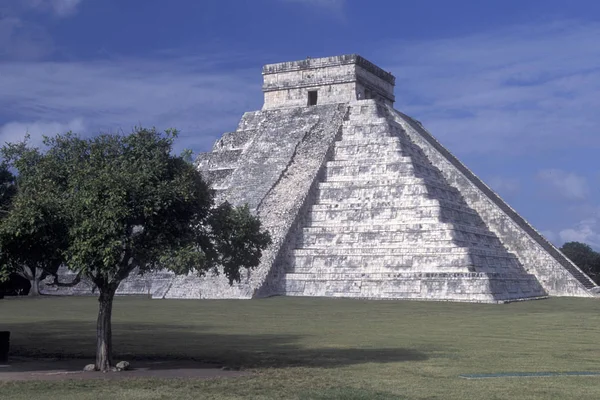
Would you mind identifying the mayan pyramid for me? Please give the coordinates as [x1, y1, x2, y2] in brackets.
[44, 54, 597, 302]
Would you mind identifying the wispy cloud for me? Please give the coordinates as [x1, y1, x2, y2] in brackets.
[0, 0, 83, 61]
[537, 169, 589, 201]
[0, 118, 85, 148]
[277, 0, 346, 17]
[0, 16, 54, 60]
[487, 176, 520, 196]
[47, 0, 83, 17]
[559, 218, 600, 250]
[18, 0, 84, 17]
[379, 20, 600, 155]
[0, 55, 262, 154]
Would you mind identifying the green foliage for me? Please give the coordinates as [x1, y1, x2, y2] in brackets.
[0, 163, 16, 283]
[560, 241, 600, 283]
[209, 202, 272, 284]
[0, 162, 16, 215]
[0, 127, 271, 369]
[0, 127, 270, 289]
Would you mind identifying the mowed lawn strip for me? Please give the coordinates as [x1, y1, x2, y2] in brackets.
[1, 296, 600, 399]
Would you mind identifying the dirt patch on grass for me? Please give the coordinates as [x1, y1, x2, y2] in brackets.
[0, 357, 250, 381]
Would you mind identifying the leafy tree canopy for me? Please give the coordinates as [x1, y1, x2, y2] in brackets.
[560, 241, 600, 283]
[0, 128, 271, 370]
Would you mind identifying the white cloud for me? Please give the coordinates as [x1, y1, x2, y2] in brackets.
[559, 218, 600, 250]
[280, 0, 344, 7]
[537, 169, 589, 200]
[0, 55, 262, 155]
[20, 0, 83, 17]
[0, 16, 53, 60]
[540, 229, 559, 245]
[378, 20, 600, 155]
[278, 0, 346, 17]
[487, 176, 520, 196]
[49, 0, 82, 17]
[0, 118, 85, 147]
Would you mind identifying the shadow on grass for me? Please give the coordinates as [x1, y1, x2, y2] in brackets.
[4, 320, 428, 370]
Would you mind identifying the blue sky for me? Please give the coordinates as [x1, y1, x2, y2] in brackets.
[1, 0, 599, 249]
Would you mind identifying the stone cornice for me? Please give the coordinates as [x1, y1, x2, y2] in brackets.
[262, 54, 396, 86]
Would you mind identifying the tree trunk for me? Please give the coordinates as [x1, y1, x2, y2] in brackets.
[95, 287, 116, 372]
[17, 266, 41, 296]
[29, 277, 40, 296]
[29, 267, 43, 296]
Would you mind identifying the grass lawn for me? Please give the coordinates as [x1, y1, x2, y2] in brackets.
[1, 295, 600, 399]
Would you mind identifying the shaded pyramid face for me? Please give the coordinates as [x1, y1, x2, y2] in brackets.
[41, 55, 596, 302]
[285, 102, 547, 302]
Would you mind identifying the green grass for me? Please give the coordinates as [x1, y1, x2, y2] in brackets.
[1, 296, 600, 399]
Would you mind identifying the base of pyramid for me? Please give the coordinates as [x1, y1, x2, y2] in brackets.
[280, 272, 547, 303]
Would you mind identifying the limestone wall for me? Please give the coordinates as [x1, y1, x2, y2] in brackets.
[162, 104, 348, 298]
[262, 54, 395, 109]
[263, 82, 358, 110]
[387, 107, 595, 297]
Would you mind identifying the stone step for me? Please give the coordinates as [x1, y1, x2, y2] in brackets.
[211, 129, 256, 151]
[333, 144, 429, 162]
[333, 135, 421, 149]
[341, 122, 391, 137]
[324, 160, 442, 179]
[314, 189, 466, 205]
[309, 199, 477, 212]
[317, 177, 458, 191]
[282, 275, 546, 301]
[285, 271, 479, 281]
[201, 168, 235, 186]
[287, 255, 522, 272]
[326, 158, 416, 166]
[291, 253, 521, 271]
[310, 198, 475, 214]
[325, 170, 444, 183]
[198, 149, 243, 170]
[301, 222, 496, 237]
[316, 184, 464, 205]
[334, 136, 420, 148]
[306, 207, 483, 226]
[298, 231, 503, 249]
[301, 223, 500, 238]
[292, 246, 518, 258]
[333, 136, 425, 148]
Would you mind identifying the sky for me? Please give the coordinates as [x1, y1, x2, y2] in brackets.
[1, 0, 599, 250]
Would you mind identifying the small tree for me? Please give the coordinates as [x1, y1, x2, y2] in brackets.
[0, 162, 17, 284]
[560, 241, 600, 284]
[0, 142, 68, 295]
[1, 128, 271, 371]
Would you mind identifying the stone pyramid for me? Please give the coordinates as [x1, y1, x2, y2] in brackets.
[44, 55, 597, 302]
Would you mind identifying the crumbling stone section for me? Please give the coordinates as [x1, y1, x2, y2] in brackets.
[161, 104, 348, 299]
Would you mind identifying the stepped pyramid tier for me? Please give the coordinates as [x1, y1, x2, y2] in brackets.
[42, 54, 597, 303]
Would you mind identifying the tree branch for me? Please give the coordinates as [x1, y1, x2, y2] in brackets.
[48, 271, 82, 287]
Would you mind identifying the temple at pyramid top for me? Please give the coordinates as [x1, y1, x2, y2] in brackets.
[262, 54, 396, 109]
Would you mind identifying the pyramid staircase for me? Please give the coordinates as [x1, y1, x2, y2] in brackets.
[282, 102, 546, 302]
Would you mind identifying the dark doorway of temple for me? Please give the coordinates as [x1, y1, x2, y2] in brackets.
[308, 90, 318, 106]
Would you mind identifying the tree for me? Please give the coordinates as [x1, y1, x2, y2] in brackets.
[560, 241, 600, 284]
[0, 162, 17, 285]
[0, 143, 67, 295]
[0, 128, 271, 371]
